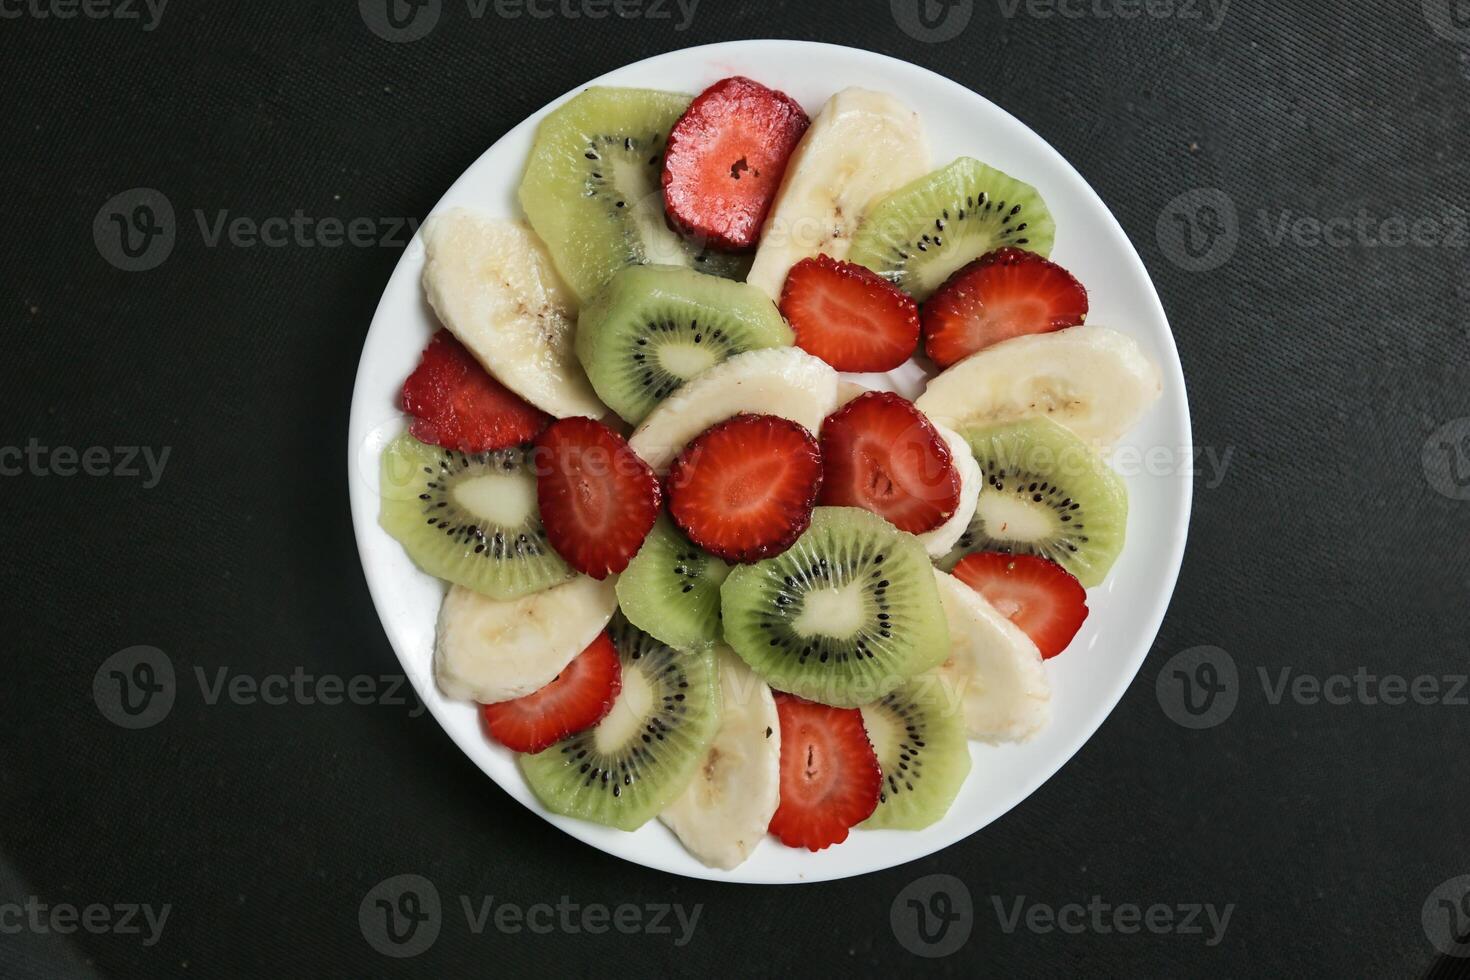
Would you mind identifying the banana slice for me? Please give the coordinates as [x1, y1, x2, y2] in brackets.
[421, 209, 605, 419]
[916, 423, 981, 558]
[628, 347, 839, 472]
[434, 575, 618, 704]
[746, 88, 930, 300]
[931, 570, 1051, 743]
[915, 326, 1162, 448]
[661, 648, 781, 870]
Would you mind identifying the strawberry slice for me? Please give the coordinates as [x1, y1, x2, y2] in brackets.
[952, 552, 1089, 659]
[779, 255, 920, 372]
[401, 329, 551, 452]
[534, 417, 661, 579]
[480, 632, 621, 753]
[665, 414, 822, 563]
[662, 76, 810, 251]
[768, 693, 881, 851]
[921, 247, 1089, 368]
[817, 391, 961, 534]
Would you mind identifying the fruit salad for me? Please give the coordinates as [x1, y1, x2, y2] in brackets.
[378, 75, 1163, 870]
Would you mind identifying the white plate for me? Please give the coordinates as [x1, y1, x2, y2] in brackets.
[347, 40, 1192, 884]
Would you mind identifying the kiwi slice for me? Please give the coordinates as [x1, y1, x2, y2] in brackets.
[848, 157, 1057, 301]
[577, 265, 793, 424]
[378, 432, 572, 599]
[860, 672, 972, 830]
[721, 507, 949, 708]
[517, 87, 750, 304]
[616, 517, 731, 650]
[937, 417, 1127, 587]
[519, 615, 721, 831]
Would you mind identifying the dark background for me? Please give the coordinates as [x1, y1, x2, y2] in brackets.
[3, 0, 1468, 975]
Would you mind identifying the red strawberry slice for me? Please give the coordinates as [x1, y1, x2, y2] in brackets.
[768, 693, 881, 851]
[817, 391, 961, 534]
[779, 255, 920, 372]
[665, 414, 822, 563]
[480, 632, 621, 753]
[662, 76, 810, 251]
[921, 247, 1089, 368]
[401, 329, 551, 452]
[952, 552, 1089, 659]
[534, 417, 661, 579]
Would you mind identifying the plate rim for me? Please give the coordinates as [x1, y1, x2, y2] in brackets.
[346, 38, 1193, 884]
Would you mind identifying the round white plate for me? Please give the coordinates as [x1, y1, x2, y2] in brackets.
[347, 40, 1191, 884]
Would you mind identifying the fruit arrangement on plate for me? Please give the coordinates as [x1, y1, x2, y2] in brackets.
[377, 74, 1163, 870]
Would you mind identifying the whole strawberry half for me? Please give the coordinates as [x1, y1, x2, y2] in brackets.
[534, 417, 661, 579]
[780, 255, 920, 373]
[922, 247, 1088, 368]
[818, 390, 961, 534]
[480, 632, 621, 753]
[952, 552, 1089, 658]
[767, 693, 881, 851]
[662, 76, 810, 252]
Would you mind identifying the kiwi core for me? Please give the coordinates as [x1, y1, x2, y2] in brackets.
[595, 663, 653, 753]
[974, 493, 1056, 542]
[793, 583, 868, 639]
[452, 471, 536, 529]
[657, 341, 720, 380]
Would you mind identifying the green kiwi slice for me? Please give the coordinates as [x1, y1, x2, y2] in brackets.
[860, 672, 972, 830]
[576, 264, 793, 424]
[848, 157, 1057, 301]
[517, 87, 749, 304]
[938, 417, 1128, 587]
[721, 507, 949, 708]
[519, 615, 721, 831]
[378, 433, 573, 599]
[615, 517, 731, 650]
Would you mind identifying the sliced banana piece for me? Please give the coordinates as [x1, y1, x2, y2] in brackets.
[931, 569, 1051, 743]
[421, 208, 604, 419]
[661, 648, 781, 870]
[917, 423, 981, 558]
[745, 88, 930, 301]
[915, 326, 1163, 448]
[434, 575, 618, 704]
[628, 347, 839, 472]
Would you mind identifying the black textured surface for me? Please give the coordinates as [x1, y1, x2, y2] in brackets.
[3, 1, 1468, 976]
